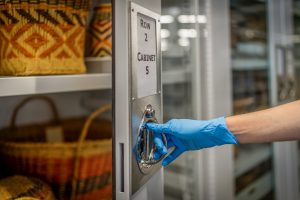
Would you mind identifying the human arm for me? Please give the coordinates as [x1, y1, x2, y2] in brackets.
[147, 117, 238, 166]
[147, 100, 300, 166]
[227, 100, 300, 143]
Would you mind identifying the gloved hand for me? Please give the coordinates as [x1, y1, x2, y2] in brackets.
[146, 117, 238, 166]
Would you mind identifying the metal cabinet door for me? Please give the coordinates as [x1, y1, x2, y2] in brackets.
[113, 0, 164, 199]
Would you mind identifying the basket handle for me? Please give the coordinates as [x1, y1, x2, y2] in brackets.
[10, 96, 60, 128]
[71, 103, 112, 199]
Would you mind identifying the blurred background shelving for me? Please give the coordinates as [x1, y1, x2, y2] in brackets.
[293, 0, 300, 196]
[235, 145, 272, 178]
[230, 0, 274, 199]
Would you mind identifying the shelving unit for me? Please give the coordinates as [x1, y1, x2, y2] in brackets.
[236, 172, 272, 200]
[230, 1, 274, 197]
[0, 57, 115, 97]
[232, 58, 268, 70]
[0, 73, 112, 97]
[0, 69, 191, 97]
[235, 145, 271, 177]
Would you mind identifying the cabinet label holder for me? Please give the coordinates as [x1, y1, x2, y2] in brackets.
[131, 2, 161, 99]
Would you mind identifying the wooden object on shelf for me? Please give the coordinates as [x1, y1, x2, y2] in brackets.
[0, 0, 89, 75]
[0, 175, 56, 200]
[0, 96, 113, 200]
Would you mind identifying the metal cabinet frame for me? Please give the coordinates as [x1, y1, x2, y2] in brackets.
[269, 0, 299, 199]
[113, 0, 164, 199]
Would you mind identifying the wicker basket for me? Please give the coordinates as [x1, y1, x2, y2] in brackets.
[0, 0, 90, 75]
[0, 96, 112, 200]
[86, 2, 112, 57]
[0, 175, 56, 200]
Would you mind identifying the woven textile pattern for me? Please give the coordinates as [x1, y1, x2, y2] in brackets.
[1, 150, 112, 199]
[86, 3, 111, 57]
[0, 0, 89, 75]
[0, 175, 56, 200]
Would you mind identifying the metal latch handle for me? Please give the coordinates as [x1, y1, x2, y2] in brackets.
[136, 104, 167, 174]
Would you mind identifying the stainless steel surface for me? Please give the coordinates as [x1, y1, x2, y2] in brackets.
[131, 169, 164, 200]
[130, 2, 162, 194]
[130, 2, 163, 195]
[0, 73, 112, 97]
[113, 0, 131, 199]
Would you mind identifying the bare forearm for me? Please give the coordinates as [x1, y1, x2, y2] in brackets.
[226, 100, 300, 143]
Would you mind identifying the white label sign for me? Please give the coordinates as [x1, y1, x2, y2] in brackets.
[136, 13, 157, 98]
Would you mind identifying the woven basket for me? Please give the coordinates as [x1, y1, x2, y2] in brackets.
[86, 3, 112, 57]
[0, 175, 56, 200]
[0, 96, 112, 200]
[0, 0, 90, 75]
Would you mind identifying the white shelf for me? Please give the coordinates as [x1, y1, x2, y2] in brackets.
[235, 145, 271, 177]
[0, 73, 112, 97]
[0, 67, 192, 97]
[85, 56, 112, 62]
[232, 58, 268, 70]
[162, 69, 191, 85]
[236, 172, 272, 200]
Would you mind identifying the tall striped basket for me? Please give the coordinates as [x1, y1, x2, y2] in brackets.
[86, 2, 112, 57]
[0, 96, 112, 200]
[0, 0, 90, 75]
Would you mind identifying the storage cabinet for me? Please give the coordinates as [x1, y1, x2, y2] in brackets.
[1, 0, 300, 199]
[0, 0, 114, 199]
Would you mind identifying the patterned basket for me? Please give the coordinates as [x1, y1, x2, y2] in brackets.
[0, 175, 56, 200]
[0, 0, 90, 75]
[0, 96, 112, 200]
[86, 2, 112, 57]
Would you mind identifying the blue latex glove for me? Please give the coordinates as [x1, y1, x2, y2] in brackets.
[147, 117, 238, 166]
